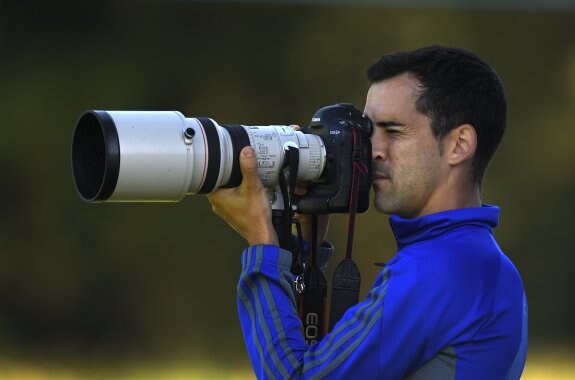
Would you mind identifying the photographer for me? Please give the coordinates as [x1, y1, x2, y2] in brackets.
[208, 45, 527, 379]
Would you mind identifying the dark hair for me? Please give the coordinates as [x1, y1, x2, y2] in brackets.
[366, 45, 506, 184]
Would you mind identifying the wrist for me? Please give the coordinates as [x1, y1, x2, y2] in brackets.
[247, 224, 279, 246]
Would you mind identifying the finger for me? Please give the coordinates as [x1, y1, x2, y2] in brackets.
[239, 146, 261, 190]
[289, 124, 301, 131]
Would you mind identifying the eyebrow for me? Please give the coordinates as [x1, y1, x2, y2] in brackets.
[374, 120, 406, 128]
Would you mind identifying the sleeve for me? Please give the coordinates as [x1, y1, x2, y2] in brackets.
[238, 244, 407, 379]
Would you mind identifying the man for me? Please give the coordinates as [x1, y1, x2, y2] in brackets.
[208, 45, 527, 379]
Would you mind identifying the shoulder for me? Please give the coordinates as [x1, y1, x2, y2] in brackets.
[385, 232, 513, 319]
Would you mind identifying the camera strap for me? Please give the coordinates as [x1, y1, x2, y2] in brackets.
[298, 214, 328, 345]
[277, 146, 304, 271]
[280, 129, 367, 342]
[279, 143, 328, 344]
[284, 146, 306, 277]
[328, 128, 366, 331]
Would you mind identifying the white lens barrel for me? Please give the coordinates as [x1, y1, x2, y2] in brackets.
[107, 111, 192, 201]
[72, 111, 326, 203]
[240, 125, 325, 187]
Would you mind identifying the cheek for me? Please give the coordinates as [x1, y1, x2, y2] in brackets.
[393, 141, 441, 179]
[389, 140, 418, 166]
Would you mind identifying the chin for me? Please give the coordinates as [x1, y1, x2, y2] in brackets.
[373, 195, 395, 215]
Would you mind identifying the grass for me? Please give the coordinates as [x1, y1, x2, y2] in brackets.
[521, 344, 575, 380]
[0, 345, 573, 379]
[0, 360, 254, 380]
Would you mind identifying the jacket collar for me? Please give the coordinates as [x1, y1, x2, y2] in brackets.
[389, 204, 500, 250]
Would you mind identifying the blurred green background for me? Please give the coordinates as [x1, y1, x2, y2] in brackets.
[0, 0, 574, 378]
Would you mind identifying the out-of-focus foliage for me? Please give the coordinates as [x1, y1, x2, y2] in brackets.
[0, 0, 574, 369]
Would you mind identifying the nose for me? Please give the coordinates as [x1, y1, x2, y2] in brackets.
[370, 127, 388, 161]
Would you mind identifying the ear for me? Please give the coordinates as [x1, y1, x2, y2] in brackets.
[446, 124, 477, 166]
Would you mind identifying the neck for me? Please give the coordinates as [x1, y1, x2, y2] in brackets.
[416, 174, 481, 218]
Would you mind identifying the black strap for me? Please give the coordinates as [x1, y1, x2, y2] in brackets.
[328, 128, 366, 331]
[299, 214, 327, 345]
[328, 259, 361, 330]
[279, 129, 366, 341]
[272, 146, 327, 344]
[299, 262, 327, 345]
[275, 146, 302, 252]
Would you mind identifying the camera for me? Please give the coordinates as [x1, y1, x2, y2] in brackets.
[71, 103, 372, 214]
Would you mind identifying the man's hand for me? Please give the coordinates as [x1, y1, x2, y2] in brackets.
[207, 146, 279, 246]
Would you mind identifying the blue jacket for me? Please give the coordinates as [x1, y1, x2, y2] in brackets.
[237, 205, 528, 379]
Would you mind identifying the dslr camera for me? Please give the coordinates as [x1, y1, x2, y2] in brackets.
[72, 103, 372, 214]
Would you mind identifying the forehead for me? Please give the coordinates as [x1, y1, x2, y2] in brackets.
[364, 73, 421, 117]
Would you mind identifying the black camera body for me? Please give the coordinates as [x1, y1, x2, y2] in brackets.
[298, 104, 372, 214]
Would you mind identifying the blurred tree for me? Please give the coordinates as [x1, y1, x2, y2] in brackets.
[0, 0, 573, 367]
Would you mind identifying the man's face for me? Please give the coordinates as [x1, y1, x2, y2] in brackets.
[364, 73, 447, 218]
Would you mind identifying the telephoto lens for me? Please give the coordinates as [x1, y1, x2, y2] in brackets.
[71, 110, 326, 202]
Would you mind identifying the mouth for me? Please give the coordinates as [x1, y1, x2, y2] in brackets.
[372, 173, 390, 181]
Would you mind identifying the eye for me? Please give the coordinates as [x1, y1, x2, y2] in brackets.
[385, 127, 401, 135]
[373, 120, 406, 136]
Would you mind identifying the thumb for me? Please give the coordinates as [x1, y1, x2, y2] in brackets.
[239, 146, 261, 189]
